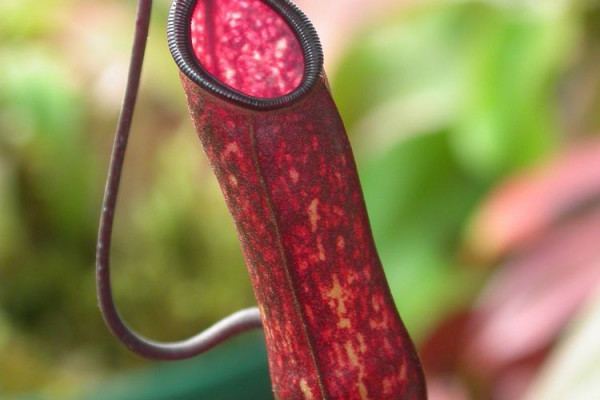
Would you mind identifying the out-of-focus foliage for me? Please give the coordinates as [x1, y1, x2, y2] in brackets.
[330, 0, 600, 399]
[0, 0, 254, 397]
[0, 0, 599, 399]
[332, 0, 574, 339]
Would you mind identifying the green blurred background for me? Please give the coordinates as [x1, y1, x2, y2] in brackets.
[1, 0, 599, 399]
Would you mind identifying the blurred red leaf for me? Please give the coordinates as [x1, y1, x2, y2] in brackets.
[466, 140, 600, 261]
[464, 206, 600, 372]
[423, 139, 600, 399]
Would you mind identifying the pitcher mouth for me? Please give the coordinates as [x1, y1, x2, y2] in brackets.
[167, 0, 323, 110]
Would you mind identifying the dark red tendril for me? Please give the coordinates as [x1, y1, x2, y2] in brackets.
[96, 0, 262, 361]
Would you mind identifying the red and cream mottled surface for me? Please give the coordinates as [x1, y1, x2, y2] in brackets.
[182, 73, 425, 399]
[182, 0, 425, 398]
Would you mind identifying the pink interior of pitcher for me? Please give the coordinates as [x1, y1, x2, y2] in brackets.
[190, 0, 305, 99]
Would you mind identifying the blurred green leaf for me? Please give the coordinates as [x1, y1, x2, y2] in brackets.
[0, 47, 95, 244]
[332, 3, 468, 135]
[452, 4, 574, 178]
[333, 1, 575, 177]
[360, 132, 485, 339]
[0, 0, 63, 41]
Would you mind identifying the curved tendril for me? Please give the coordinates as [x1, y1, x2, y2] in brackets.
[95, 0, 262, 361]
